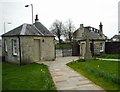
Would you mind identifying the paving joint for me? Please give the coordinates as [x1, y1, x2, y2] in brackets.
[38, 56, 105, 90]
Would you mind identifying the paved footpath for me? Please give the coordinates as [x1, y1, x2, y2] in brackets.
[39, 56, 105, 91]
[97, 58, 120, 61]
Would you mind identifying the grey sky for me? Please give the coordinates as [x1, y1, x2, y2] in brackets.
[0, 0, 119, 38]
[118, 1, 120, 33]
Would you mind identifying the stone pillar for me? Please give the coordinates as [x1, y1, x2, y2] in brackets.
[84, 28, 93, 61]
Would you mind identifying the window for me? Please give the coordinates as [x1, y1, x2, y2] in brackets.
[112, 38, 117, 41]
[100, 43, 104, 52]
[4, 39, 7, 52]
[12, 39, 17, 55]
[82, 33, 84, 37]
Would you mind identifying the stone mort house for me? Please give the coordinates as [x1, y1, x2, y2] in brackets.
[73, 22, 107, 56]
[2, 15, 55, 64]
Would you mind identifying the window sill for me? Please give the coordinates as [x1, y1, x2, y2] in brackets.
[13, 53, 18, 56]
[100, 50, 104, 52]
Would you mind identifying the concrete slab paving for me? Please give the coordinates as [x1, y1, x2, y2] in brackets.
[38, 56, 105, 91]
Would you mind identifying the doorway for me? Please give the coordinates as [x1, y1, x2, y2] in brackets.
[34, 39, 40, 62]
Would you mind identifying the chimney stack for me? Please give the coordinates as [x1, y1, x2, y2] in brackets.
[80, 24, 84, 28]
[99, 22, 103, 36]
[35, 14, 39, 22]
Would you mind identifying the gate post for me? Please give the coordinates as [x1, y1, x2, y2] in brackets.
[61, 43, 64, 57]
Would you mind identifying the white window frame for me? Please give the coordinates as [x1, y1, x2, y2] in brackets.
[100, 43, 104, 52]
[112, 38, 117, 41]
[12, 39, 17, 55]
[4, 39, 7, 52]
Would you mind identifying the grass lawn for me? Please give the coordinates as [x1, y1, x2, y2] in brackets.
[67, 60, 120, 91]
[2, 62, 56, 90]
[96, 54, 120, 59]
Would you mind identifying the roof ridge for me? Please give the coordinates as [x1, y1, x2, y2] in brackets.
[20, 23, 27, 35]
[32, 25, 44, 36]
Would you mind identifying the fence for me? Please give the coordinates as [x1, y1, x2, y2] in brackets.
[55, 42, 79, 57]
[105, 42, 120, 54]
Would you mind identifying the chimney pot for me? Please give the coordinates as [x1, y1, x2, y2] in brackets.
[35, 14, 39, 22]
[99, 22, 103, 36]
[80, 24, 84, 28]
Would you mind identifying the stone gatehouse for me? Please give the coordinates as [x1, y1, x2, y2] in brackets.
[2, 15, 55, 64]
[73, 22, 107, 56]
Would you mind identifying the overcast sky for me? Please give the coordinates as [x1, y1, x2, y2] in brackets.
[0, 0, 119, 38]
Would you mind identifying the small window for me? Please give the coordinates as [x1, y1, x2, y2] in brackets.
[112, 38, 117, 41]
[12, 39, 17, 55]
[4, 39, 7, 52]
[100, 43, 103, 52]
[82, 33, 84, 37]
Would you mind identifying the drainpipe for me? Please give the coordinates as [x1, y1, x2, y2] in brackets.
[18, 36, 22, 66]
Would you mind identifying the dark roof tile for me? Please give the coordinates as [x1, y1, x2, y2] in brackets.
[2, 25, 22, 36]
[33, 22, 53, 36]
[2, 22, 54, 37]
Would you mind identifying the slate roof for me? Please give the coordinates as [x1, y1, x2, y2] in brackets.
[33, 22, 53, 36]
[83, 31, 106, 40]
[73, 26, 106, 41]
[88, 31, 104, 40]
[2, 22, 54, 37]
[112, 35, 120, 40]
[2, 25, 22, 36]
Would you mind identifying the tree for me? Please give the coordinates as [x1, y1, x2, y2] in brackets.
[64, 19, 76, 42]
[50, 20, 64, 44]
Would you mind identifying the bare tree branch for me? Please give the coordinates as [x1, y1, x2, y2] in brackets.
[50, 20, 64, 44]
[64, 19, 76, 42]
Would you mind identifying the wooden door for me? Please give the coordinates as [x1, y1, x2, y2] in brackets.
[34, 39, 40, 62]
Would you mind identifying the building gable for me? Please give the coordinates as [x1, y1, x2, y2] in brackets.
[73, 23, 107, 41]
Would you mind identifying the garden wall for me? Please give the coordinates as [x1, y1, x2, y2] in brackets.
[105, 42, 120, 54]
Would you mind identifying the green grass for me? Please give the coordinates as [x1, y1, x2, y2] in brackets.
[2, 62, 56, 90]
[96, 54, 120, 59]
[67, 60, 120, 91]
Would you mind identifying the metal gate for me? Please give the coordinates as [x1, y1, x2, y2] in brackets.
[55, 42, 79, 57]
[105, 42, 120, 54]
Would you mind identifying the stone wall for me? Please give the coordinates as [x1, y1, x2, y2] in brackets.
[2, 37, 20, 64]
[94, 41, 105, 55]
[79, 40, 105, 56]
[73, 26, 84, 40]
[20, 36, 55, 63]
[2, 36, 55, 64]
[40, 37, 55, 61]
[20, 36, 34, 64]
